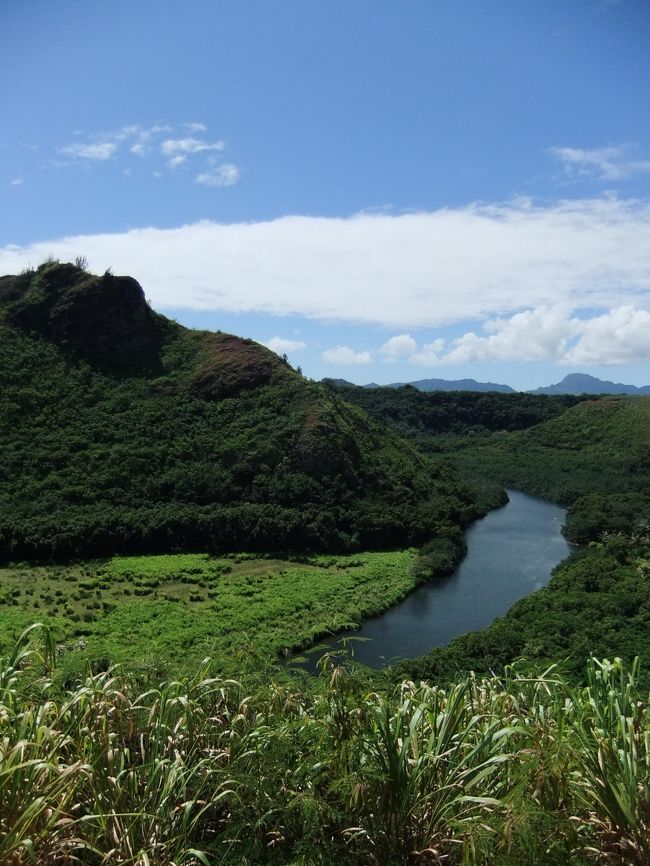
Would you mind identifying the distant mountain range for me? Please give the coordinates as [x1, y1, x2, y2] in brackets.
[383, 377, 515, 393]
[323, 373, 650, 395]
[530, 373, 650, 396]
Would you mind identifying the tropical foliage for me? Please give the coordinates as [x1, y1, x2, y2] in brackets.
[0, 550, 430, 678]
[1, 626, 648, 865]
[0, 262, 484, 560]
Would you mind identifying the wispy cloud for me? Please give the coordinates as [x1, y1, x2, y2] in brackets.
[160, 137, 225, 156]
[195, 164, 240, 187]
[265, 337, 307, 355]
[322, 346, 372, 365]
[1, 197, 649, 339]
[549, 144, 650, 181]
[9, 177, 23, 187]
[55, 123, 237, 183]
[61, 141, 118, 160]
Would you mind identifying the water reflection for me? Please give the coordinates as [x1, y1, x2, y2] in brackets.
[299, 489, 570, 670]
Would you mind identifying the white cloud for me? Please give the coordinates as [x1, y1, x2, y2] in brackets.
[445, 307, 580, 363]
[265, 337, 307, 355]
[9, 178, 23, 186]
[56, 124, 230, 178]
[195, 164, 240, 187]
[160, 137, 225, 156]
[409, 339, 446, 366]
[322, 346, 372, 365]
[416, 306, 650, 366]
[1, 197, 650, 330]
[379, 334, 417, 358]
[550, 145, 650, 181]
[61, 141, 117, 160]
[564, 307, 650, 365]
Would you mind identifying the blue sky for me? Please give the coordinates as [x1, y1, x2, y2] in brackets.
[2, 0, 650, 389]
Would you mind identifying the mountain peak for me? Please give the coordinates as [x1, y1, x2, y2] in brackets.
[531, 373, 650, 396]
[1, 261, 165, 375]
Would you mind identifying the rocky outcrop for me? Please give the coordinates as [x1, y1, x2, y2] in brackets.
[5, 262, 166, 375]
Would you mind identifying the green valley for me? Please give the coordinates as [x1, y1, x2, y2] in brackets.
[326, 381, 650, 685]
[2, 264, 650, 865]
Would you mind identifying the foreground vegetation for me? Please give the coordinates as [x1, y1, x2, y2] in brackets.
[3, 627, 649, 865]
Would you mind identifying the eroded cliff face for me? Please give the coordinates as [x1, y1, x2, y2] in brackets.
[190, 332, 291, 399]
[3, 263, 167, 375]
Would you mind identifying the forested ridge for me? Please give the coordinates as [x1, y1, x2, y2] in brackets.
[0, 262, 484, 560]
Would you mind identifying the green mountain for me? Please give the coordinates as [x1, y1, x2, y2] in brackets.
[0, 261, 479, 560]
[455, 395, 650, 503]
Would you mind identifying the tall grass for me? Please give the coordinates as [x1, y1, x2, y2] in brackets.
[0, 625, 648, 864]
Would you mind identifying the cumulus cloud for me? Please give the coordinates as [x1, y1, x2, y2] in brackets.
[61, 141, 118, 160]
[409, 340, 446, 366]
[195, 164, 240, 187]
[265, 337, 307, 355]
[322, 346, 372, 365]
[379, 334, 417, 358]
[1, 197, 650, 334]
[550, 145, 650, 181]
[564, 307, 650, 364]
[444, 307, 580, 363]
[413, 306, 650, 367]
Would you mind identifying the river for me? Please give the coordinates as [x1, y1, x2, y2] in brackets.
[302, 489, 571, 670]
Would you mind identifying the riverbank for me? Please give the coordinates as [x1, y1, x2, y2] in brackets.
[301, 490, 570, 670]
[0, 550, 426, 679]
[395, 515, 650, 687]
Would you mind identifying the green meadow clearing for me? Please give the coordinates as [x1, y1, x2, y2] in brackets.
[0, 550, 417, 678]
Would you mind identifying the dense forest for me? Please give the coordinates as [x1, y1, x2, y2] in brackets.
[0, 262, 487, 561]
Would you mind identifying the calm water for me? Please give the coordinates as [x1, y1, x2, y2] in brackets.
[302, 489, 571, 669]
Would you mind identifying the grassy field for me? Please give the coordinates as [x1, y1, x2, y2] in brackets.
[0, 550, 417, 678]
